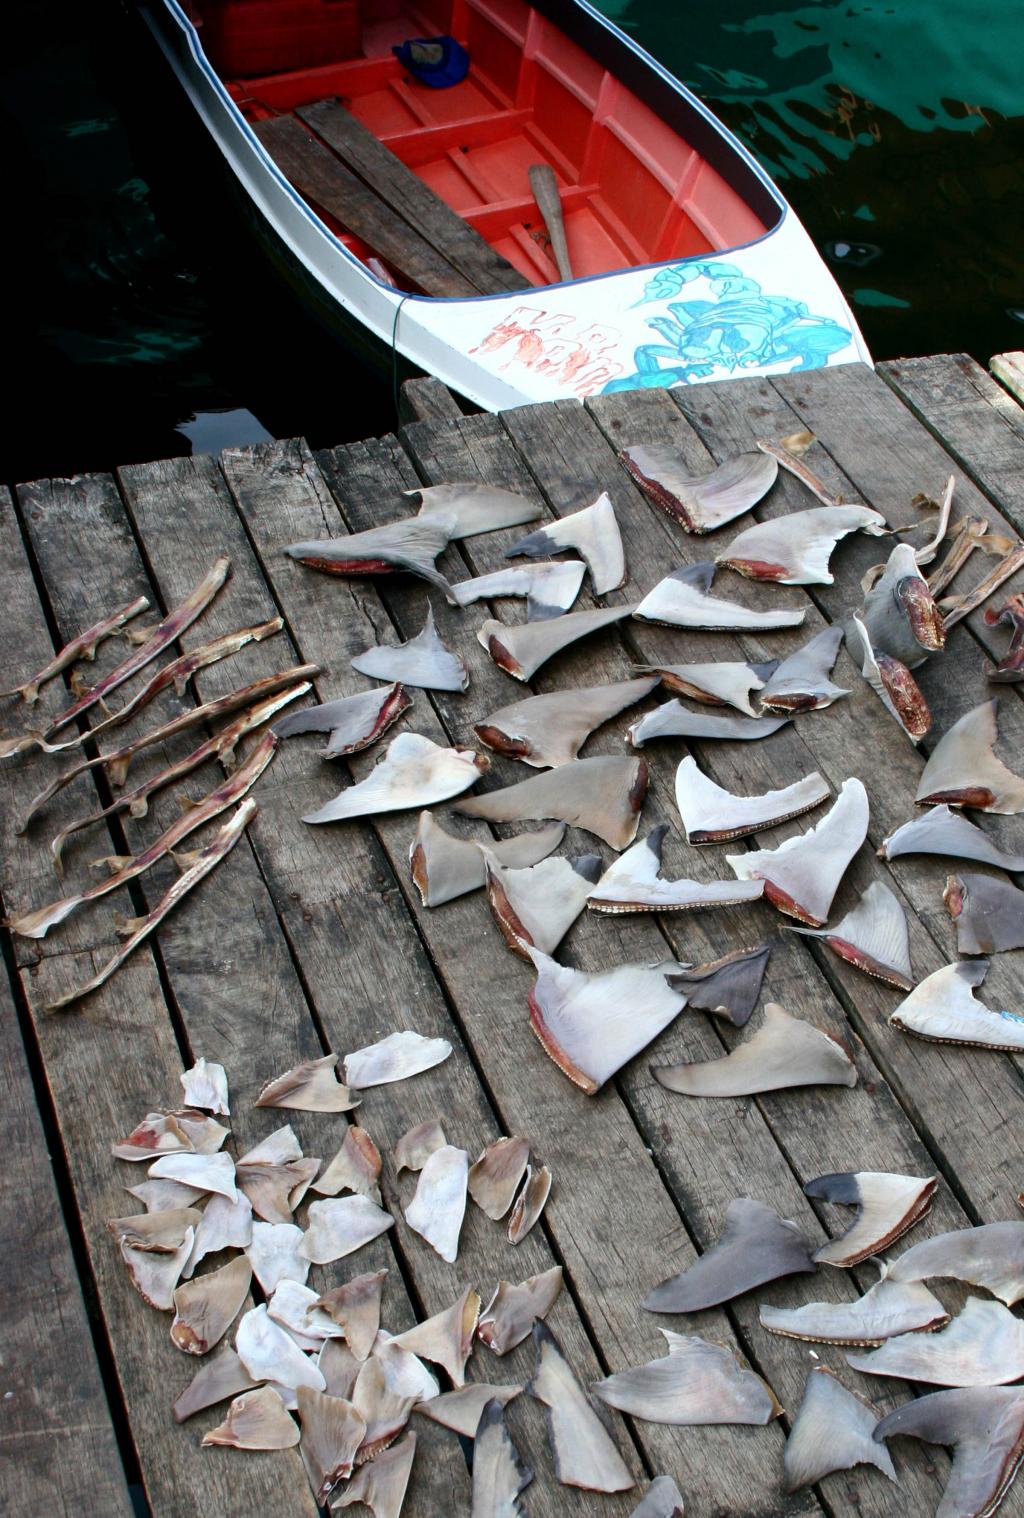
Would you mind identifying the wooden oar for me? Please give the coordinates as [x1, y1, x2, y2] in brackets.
[528, 163, 574, 282]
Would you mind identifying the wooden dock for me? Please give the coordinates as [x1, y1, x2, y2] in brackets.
[3, 353, 1023, 1518]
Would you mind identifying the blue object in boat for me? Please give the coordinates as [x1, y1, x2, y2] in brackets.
[392, 36, 470, 89]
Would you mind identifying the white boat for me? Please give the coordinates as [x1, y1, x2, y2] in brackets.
[142, 0, 871, 410]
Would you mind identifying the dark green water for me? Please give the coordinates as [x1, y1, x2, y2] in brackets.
[4, 0, 1022, 482]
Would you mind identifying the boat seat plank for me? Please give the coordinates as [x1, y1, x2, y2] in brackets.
[298, 97, 528, 295]
[253, 114, 480, 297]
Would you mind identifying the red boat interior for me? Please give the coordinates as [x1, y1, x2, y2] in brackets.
[192, 0, 773, 293]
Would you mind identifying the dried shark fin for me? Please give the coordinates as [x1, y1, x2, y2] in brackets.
[788, 880, 914, 990]
[633, 561, 805, 631]
[417, 1383, 522, 1440]
[528, 1322, 634, 1493]
[482, 849, 600, 957]
[726, 777, 869, 925]
[335, 1429, 417, 1518]
[451, 560, 586, 620]
[889, 959, 1024, 1051]
[506, 491, 626, 593]
[644, 1197, 815, 1313]
[628, 701, 790, 747]
[274, 682, 411, 757]
[313, 1126, 382, 1200]
[525, 945, 688, 1094]
[945, 872, 1024, 954]
[389, 1285, 481, 1388]
[758, 625, 849, 712]
[587, 826, 765, 914]
[351, 606, 469, 693]
[202, 1386, 300, 1450]
[236, 1303, 327, 1399]
[171, 1254, 252, 1355]
[283, 516, 457, 602]
[455, 755, 648, 851]
[848, 613, 931, 744]
[314, 1271, 387, 1361]
[507, 1164, 552, 1245]
[620, 444, 778, 532]
[257, 1054, 359, 1113]
[300, 1197, 395, 1265]
[628, 1477, 686, 1517]
[633, 659, 778, 716]
[410, 482, 542, 538]
[304, 734, 487, 824]
[121, 1228, 195, 1309]
[985, 593, 1024, 682]
[478, 602, 634, 682]
[1, 593, 149, 705]
[783, 1368, 897, 1492]
[666, 945, 770, 1028]
[805, 1170, 937, 1266]
[478, 1266, 563, 1356]
[475, 676, 659, 768]
[184, 1193, 253, 1276]
[471, 1400, 532, 1518]
[873, 1386, 1024, 1518]
[848, 1297, 1024, 1386]
[297, 1386, 366, 1502]
[717, 505, 887, 585]
[916, 699, 1024, 814]
[148, 1151, 237, 1202]
[173, 1346, 257, 1422]
[886, 1221, 1024, 1306]
[593, 1330, 781, 1427]
[403, 1144, 469, 1264]
[351, 1355, 415, 1461]
[181, 1057, 230, 1115]
[862, 541, 946, 666]
[468, 1136, 531, 1221]
[879, 804, 1024, 870]
[394, 1119, 447, 1175]
[245, 1220, 309, 1293]
[344, 1031, 451, 1087]
[675, 755, 830, 844]
[47, 798, 256, 1010]
[409, 813, 565, 907]
[760, 1276, 949, 1346]
[654, 1001, 857, 1097]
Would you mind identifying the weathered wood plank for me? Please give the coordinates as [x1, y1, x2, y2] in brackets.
[253, 115, 479, 297]
[298, 99, 526, 295]
[399, 375, 464, 426]
[991, 350, 1024, 407]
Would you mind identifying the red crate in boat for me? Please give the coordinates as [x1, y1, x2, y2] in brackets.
[199, 0, 362, 77]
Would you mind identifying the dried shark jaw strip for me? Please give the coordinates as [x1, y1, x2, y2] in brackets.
[283, 516, 457, 601]
[644, 1198, 816, 1313]
[619, 443, 778, 532]
[344, 1031, 452, 1087]
[0, 555, 230, 759]
[451, 560, 587, 620]
[633, 562, 805, 631]
[847, 613, 931, 744]
[940, 538, 1024, 628]
[506, 492, 626, 594]
[274, 681, 410, 755]
[886, 1221, 1024, 1306]
[477, 602, 634, 682]
[727, 777, 869, 926]
[783, 1368, 897, 1492]
[525, 946, 689, 1094]
[912, 474, 956, 566]
[945, 872, 1024, 954]
[336, 1430, 417, 1517]
[917, 699, 1024, 814]
[873, 1386, 1024, 1518]
[593, 1331, 781, 1428]
[805, 1170, 937, 1266]
[789, 880, 914, 990]
[351, 606, 469, 693]
[403, 1144, 469, 1263]
[675, 756, 830, 844]
[471, 1400, 532, 1518]
[756, 435, 842, 506]
[985, 593, 1024, 681]
[848, 1297, 1024, 1386]
[654, 1002, 857, 1098]
[478, 1266, 564, 1355]
[11, 731, 277, 941]
[881, 804, 1024, 870]
[409, 482, 542, 539]
[760, 1276, 949, 1346]
[257, 1053, 359, 1113]
[171, 1254, 252, 1355]
[719, 505, 888, 585]
[48, 798, 257, 1010]
[304, 733, 488, 825]
[758, 625, 850, 712]
[587, 826, 765, 915]
[390, 1286, 481, 1388]
[862, 542, 946, 666]
[456, 755, 649, 852]
[528, 1323, 635, 1493]
[627, 701, 790, 747]
[475, 676, 660, 768]
[889, 959, 1024, 1051]
[633, 659, 778, 716]
[409, 813, 564, 908]
[482, 849, 600, 958]
[928, 514, 991, 597]
[297, 1385, 367, 1502]
[1, 593, 149, 704]
[202, 1386, 300, 1450]
[667, 946, 770, 1029]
